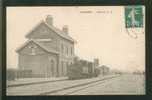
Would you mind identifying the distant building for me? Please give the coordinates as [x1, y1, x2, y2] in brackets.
[97, 65, 110, 75]
[16, 15, 76, 78]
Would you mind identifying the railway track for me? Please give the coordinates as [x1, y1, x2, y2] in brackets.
[7, 78, 68, 88]
[39, 75, 120, 95]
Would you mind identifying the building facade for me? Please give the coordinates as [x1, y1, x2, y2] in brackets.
[16, 15, 75, 77]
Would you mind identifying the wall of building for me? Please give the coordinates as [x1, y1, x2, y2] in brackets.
[18, 54, 48, 77]
[57, 36, 74, 76]
[18, 52, 58, 77]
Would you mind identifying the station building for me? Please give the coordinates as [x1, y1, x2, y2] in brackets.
[16, 15, 75, 77]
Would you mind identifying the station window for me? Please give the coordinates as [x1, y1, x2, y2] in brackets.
[66, 46, 68, 55]
[61, 44, 64, 53]
[61, 61, 64, 75]
[71, 47, 73, 56]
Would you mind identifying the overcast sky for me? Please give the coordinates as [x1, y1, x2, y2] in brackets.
[7, 6, 145, 72]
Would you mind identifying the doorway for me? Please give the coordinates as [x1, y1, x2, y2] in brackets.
[46, 59, 56, 77]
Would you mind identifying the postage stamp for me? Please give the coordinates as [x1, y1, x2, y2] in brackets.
[125, 6, 143, 28]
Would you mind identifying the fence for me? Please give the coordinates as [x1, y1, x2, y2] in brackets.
[7, 69, 32, 80]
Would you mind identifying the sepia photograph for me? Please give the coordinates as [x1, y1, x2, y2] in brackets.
[6, 6, 145, 95]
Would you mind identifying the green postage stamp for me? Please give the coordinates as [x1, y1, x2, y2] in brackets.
[125, 6, 143, 28]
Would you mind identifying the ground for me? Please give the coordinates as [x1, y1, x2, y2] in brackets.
[67, 74, 145, 95]
[7, 74, 145, 95]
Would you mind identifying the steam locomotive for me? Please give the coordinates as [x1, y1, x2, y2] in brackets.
[67, 59, 100, 80]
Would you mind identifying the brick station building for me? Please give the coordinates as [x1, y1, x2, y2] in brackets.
[16, 15, 75, 78]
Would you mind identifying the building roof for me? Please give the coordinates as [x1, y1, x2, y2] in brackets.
[26, 20, 76, 43]
[16, 40, 59, 54]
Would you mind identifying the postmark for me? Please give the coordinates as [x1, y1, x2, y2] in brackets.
[124, 6, 144, 39]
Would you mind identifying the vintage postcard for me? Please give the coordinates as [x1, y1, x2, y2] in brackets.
[6, 6, 145, 95]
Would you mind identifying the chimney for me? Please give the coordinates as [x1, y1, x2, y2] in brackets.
[45, 15, 53, 26]
[62, 25, 68, 34]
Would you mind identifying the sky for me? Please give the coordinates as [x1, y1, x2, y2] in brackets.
[7, 6, 145, 72]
